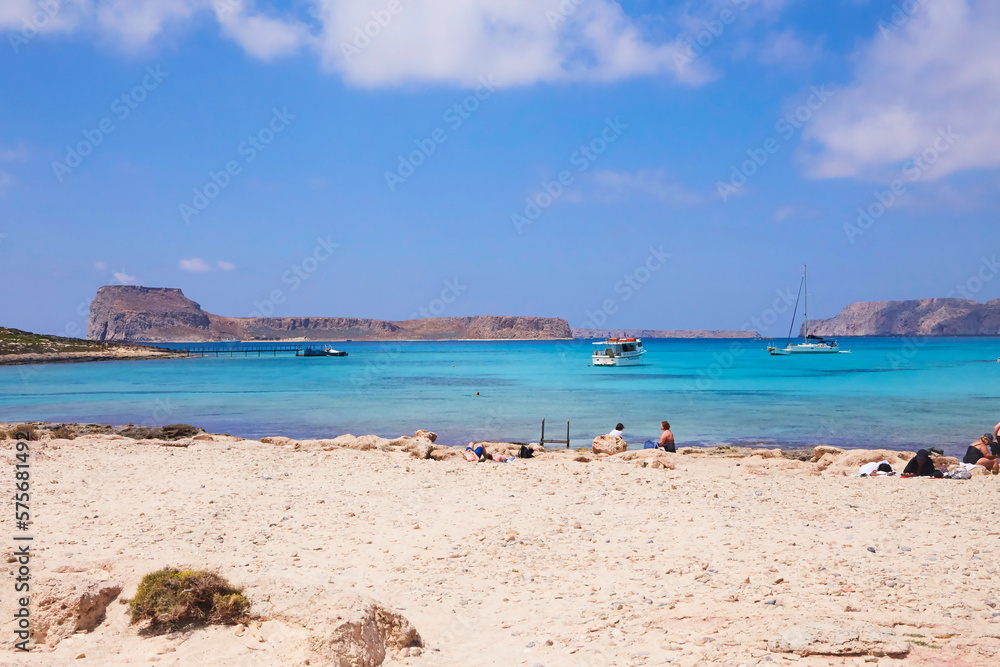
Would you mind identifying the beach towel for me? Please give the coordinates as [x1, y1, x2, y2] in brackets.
[644, 440, 658, 449]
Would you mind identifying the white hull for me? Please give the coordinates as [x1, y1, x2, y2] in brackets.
[592, 352, 645, 366]
[769, 343, 842, 355]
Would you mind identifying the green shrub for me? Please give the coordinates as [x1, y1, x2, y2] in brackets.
[49, 426, 77, 440]
[128, 568, 250, 632]
[14, 424, 39, 441]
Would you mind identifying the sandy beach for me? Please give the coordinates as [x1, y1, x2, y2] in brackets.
[2, 428, 999, 666]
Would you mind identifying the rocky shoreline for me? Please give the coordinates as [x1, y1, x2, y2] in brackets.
[1, 423, 998, 665]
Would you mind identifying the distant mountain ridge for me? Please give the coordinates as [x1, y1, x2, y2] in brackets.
[87, 286, 573, 342]
[572, 328, 760, 339]
[804, 298, 1000, 336]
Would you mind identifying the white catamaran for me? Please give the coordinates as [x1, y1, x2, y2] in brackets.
[768, 266, 848, 356]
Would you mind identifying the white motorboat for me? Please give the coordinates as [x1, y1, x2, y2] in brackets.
[768, 265, 848, 356]
[592, 338, 646, 366]
[296, 346, 349, 357]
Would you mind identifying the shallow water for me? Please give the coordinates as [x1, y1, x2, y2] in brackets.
[1, 338, 998, 457]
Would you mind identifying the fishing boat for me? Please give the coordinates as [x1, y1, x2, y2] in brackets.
[592, 337, 646, 366]
[768, 266, 848, 355]
[296, 346, 349, 358]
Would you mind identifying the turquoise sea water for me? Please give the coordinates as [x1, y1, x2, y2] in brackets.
[1, 338, 998, 457]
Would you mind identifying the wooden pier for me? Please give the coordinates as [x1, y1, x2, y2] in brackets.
[183, 344, 315, 357]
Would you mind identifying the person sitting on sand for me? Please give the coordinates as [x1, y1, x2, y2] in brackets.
[902, 449, 943, 478]
[963, 434, 999, 473]
[609, 423, 625, 439]
[658, 421, 675, 453]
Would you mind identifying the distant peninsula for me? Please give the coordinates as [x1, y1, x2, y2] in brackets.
[805, 298, 1000, 336]
[0, 327, 185, 365]
[87, 286, 574, 343]
[572, 328, 760, 339]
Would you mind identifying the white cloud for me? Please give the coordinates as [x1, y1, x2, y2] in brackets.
[1, 0, 720, 87]
[755, 30, 822, 68]
[772, 205, 795, 221]
[94, 261, 108, 270]
[179, 257, 212, 272]
[217, 260, 236, 270]
[314, 0, 710, 87]
[802, 0, 1000, 180]
[0, 144, 29, 161]
[578, 169, 701, 205]
[113, 270, 137, 284]
[214, 0, 310, 60]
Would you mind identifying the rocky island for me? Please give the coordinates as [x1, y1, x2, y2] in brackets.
[87, 286, 574, 343]
[573, 328, 760, 339]
[805, 298, 1000, 337]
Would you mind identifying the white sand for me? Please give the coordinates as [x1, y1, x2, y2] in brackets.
[1, 435, 999, 666]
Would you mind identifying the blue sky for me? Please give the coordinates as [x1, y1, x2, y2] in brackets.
[2, 0, 999, 337]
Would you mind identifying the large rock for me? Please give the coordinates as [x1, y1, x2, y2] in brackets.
[413, 429, 437, 443]
[811, 445, 844, 462]
[768, 623, 910, 658]
[33, 573, 122, 647]
[261, 436, 299, 448]
[274, 593, 422, 666]
[806, 297, 1000, 336]
[88, 285, 572, 343]
[592, 435, 627, 456]
[397, 437, 436, 459]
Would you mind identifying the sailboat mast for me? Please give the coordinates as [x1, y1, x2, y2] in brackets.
[802, 264, 808, 338]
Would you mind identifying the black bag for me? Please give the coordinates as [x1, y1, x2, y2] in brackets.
[518, 445, 534, 459]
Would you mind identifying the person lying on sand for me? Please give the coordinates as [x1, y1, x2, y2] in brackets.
[659, 421, 675, 453]
[902, 449, 944, 478]
[465, 443, 490, 463]
[963, 434, 999, 473]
